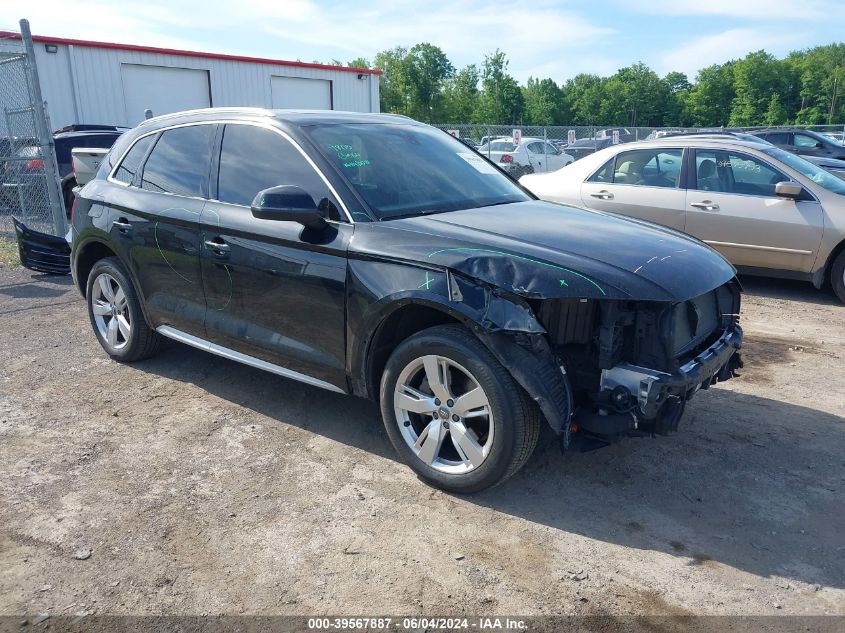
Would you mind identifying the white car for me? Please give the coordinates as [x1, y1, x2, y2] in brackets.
[520, 136, 845, 301]
[477, 137, 573, 177]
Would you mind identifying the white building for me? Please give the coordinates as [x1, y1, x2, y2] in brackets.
[0, 31, 381, 130]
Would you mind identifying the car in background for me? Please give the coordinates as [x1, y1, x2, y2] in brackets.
[520, 136, 845, 303]
[562, 137, 613, 161]
[751, 128, 845, 161]
[19, 108, 745, 492]
[2, 126, 124, 215]
[664, 131, 845, 181]
[595, 127, 635, 143]
[822, 132, 844, 144]
[477, 136, 573, 177]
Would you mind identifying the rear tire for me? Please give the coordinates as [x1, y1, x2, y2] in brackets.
[86, 257, 161, 362]
[832, 250, 845, 304]
[379, 324, 540, 494]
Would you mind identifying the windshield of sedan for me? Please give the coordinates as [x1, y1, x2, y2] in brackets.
[762, 147, 845, 195]
[307, 124, 530, 219]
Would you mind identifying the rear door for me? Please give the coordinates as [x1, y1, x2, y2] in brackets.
[684, 148, 823, 272]
[200, 122, 351, 391]
[580, 147, 687, 230]
[107, 124, 215, 336]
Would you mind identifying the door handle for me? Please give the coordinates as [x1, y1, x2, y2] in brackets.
[112, 218, 132, 233]
[690, 201, 720, 211]
[204, 238, 230, 256]
[590, 190, 614, 200]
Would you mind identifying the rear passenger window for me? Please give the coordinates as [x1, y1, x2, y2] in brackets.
[603, 148, 682, 188]
[216, 124, 334, 215]
[141, 125, 215, 197]
[588, 157, 615, 183]
[113, 135, 154, 184]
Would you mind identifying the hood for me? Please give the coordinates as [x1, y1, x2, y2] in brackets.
[351, 201, 736, 302]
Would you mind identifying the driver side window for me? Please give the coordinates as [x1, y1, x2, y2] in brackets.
[694, 150, 788, 197]
[216, 124, 339, 219]
[794, 134, 819, 149]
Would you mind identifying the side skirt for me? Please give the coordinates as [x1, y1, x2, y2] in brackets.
[156, 325, 346, 394]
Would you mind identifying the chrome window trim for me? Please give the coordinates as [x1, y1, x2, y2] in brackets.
[156, 325, 346, 393]
[106, 118, 353, 223]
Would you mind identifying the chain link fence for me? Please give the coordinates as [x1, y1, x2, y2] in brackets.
[434, 123, 845, 174]
[0, 21, 66, 238]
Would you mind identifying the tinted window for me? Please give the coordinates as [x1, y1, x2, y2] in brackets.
[306, 123, 530, 220]
[216, 124, 333, 213]
[694, 150, 788, 196]
[141, 125, 214, 197]
[794, 133, 820, 149]
[761, 132, 789, 144]
[611, 148, 682, 188]
[526, 142, 543, 154]
[113, 135, 154, 185]
[587, 157, 615, 183]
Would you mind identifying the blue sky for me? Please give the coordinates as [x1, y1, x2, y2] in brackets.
[2, 0, 842, 82]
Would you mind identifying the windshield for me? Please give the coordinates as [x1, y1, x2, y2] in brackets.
[307, 124, 530, 220]
[762, 147, 845, 195]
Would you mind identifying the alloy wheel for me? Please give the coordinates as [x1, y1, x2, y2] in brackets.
[91, 273, 131, 350]
[393, 355, 494, 474]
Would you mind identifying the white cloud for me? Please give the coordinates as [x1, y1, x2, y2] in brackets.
[0, 0, 616, 82]
[627, 0, 838, 20]
[656, 28, 807, 78]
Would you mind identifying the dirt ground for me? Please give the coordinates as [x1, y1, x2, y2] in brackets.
[0, 264, 843, 620]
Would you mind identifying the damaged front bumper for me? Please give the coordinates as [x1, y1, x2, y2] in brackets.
[579, 323, 743, 438]
[601, 324, 743, 417]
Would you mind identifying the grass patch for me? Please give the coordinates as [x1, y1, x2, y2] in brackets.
[0, 234, 19, 270]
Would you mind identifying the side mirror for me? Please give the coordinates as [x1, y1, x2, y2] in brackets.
[816, 141, 825, 149]
[251, 185, 327, 229]
[774, 181, 803, 199]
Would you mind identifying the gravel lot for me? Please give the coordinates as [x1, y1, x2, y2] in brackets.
[0, 264, 843, 620]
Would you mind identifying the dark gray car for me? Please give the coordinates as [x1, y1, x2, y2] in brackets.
[752, 128, 845, 161]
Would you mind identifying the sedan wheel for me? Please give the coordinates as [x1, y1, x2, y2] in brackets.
[394, 355, 494, 474]
[91, 272, 131, 350]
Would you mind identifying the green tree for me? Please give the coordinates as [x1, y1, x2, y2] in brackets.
[561, 73, 605, 124]
[403, 43, 455, 122]
[521, 77, 566, 125]
[662, 71, 692, 126]
[473, 50, 524, 124]
[374, 46, 410, 115]
[441, 64, 479, 123]
[729, 51, 791, 126]
[685, 62, 736, 127]
[788, 44, 845, 124]
[597, 63, 670, 126]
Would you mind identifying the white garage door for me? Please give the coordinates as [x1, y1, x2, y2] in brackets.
[122, 64, 211, 125]
[271, 76, 332, 110]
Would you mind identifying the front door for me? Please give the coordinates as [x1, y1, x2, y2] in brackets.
[200, 123, 350, 391]
[580, 147, 687, 230]
[684, 148, 823, 272]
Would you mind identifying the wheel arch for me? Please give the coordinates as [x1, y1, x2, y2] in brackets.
[74, 238, 119, 296]
[817, 238, 845, 289]
[361, 301, 468, 401]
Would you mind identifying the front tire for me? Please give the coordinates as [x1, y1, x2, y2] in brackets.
[86, 257, 161, 362]
[379, 325, 540, 493]
[831, 250, 845, 304]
